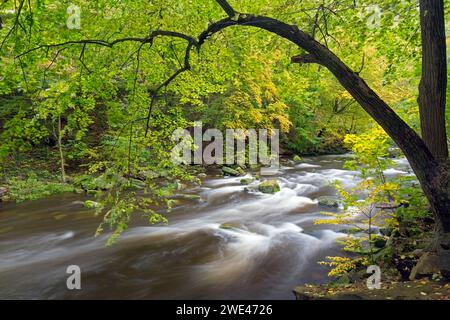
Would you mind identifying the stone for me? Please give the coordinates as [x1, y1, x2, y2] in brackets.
[411, 249, 424, 258]
[222, 166, 241, 176]
[198, 173, 207, 178]
[409, 252, 440, 280]
[83, 200, 102, 209]
[240, 178, 255, 185]
[293, 155, 302, 162]
[219, 222, 241, 230]
[317, 196, 340, 208]
[258, 180, 281, 194]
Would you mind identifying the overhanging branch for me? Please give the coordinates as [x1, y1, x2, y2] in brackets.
[215, 0, 236, 18]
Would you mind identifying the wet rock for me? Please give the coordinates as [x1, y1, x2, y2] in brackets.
[317, 196, 340, 208]
[258, 180, 280, 194]
[83, 200, 102, 209]
[219, 222, 241, 230]
[198, 173, 207, 178]
[222, 166, 241, 176]
[240, 178, 255, 185]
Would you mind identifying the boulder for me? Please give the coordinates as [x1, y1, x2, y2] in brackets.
[240, 178, 255, 185]
[293, 155, 302, 162]
[222, 166, 241, 176]
[83, 200, 102, 209]
[317, 196, 340, 208]
[258, 180, 281, 194]
[409, 252, 440, 280]
[219, 222, 241, 230]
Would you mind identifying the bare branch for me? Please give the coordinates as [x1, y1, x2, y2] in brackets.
[15, 30, 198, 59]
[215, 0, 236, 18]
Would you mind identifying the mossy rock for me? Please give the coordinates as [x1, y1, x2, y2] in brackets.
[293, 155, 302, 162]
[83, 200, 102, 209]
[219, 222, 243, 230]
[222, 166, 241, 176]
[317, 196, 340, 208]
[258, 179, 281, 194]
[236, 167, 246, 175]
[240, 178, 255, 185]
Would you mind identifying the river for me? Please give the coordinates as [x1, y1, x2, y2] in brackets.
[0, 155, 412, 299]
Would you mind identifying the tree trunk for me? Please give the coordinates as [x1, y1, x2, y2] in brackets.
[418, 0, 449, 160]
[58, 115, 66, 183]
[417, 1, 450, 272]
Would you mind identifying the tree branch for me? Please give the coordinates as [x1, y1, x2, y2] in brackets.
[291, 54, 320, 65]
[215, 0, 236, 18]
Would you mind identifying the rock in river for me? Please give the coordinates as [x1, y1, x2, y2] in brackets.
[258, 180, 281, 194]
[317, 196, 340, 208]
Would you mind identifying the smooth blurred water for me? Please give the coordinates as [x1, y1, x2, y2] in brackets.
[0, 154, 413, 299]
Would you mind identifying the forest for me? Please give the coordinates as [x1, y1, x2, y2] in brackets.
[0, 0, 449, 301]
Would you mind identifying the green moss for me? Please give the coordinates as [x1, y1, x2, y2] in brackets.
[258, 179, 281, 194]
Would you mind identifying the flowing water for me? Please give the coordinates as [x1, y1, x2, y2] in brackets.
[0, 155, 413, 299]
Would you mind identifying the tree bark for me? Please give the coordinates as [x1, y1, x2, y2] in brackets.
[58, 115, 66, 183]
[418, 0, 449, 160]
